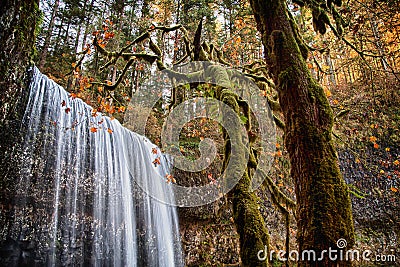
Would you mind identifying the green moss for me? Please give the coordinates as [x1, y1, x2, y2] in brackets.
[217, 88, 270, 267]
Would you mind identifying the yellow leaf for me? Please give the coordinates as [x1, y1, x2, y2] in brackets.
[369, 136, 377, 142]
[355, 158, 360, 164]
[393, 160, 399, 166]
[71, 62, 77, 68]
[390, 187, 398, 193]
[385, 147, 390, 152]
[323, 87, 332, 98]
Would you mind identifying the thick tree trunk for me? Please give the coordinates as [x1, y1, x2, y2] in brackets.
[0, 0, 39, 123]
[0, 1, 39, 264]
[249, 1, 354, 266]
[218, 87, 270, 267]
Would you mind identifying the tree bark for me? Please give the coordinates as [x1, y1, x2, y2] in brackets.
[249, 1, 354, 266]
[0, 0, 39, 124]
[325, 50, 337, 88]
[0, 2, 39, 264]
[39, 0, 59, 69]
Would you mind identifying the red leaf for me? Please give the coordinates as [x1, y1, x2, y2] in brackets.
[61, 100, 66, 107]
[65, 107, 71, 114]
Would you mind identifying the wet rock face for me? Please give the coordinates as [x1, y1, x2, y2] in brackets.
[339, 147, 399, 230]
[178, 199, 241, 266]
[339, 146, 399, 262]
[0, 239, 37, 267]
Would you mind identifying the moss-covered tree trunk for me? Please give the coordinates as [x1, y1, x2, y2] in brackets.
[0, 0, 39, 124]
[249, 0, 354, 266]
[217, 87, 270, 267]
[0, 1, 39, 264]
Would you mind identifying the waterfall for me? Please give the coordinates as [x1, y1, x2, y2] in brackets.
[6, 67, 183, 266]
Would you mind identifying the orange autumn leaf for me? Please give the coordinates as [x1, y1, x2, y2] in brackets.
[90, 127, 98, 133]
[152, 157, 161, 166]
[373, 143, 379, 149]
[323, 87, 332, 98]
[369, 136, 377, 142]
[70, 93, 78, 99]
[165, 173, 175, 183]
[390, 187, 398, 193]
[393, 160, 399, 166]
[276, 150, 282, 157]
[71, 62, 77, 68]
[107, 128, 113, 134]
[152, 147, 158, 154]
[104, 31, 115, 39]
[106, 80, 113, 86]
[260, 90, 267, 97]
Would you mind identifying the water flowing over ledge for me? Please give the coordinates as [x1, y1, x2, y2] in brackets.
[6, 67, 183, 266]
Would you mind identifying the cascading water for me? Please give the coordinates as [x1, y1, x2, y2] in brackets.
[3, 67, 183, 266]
